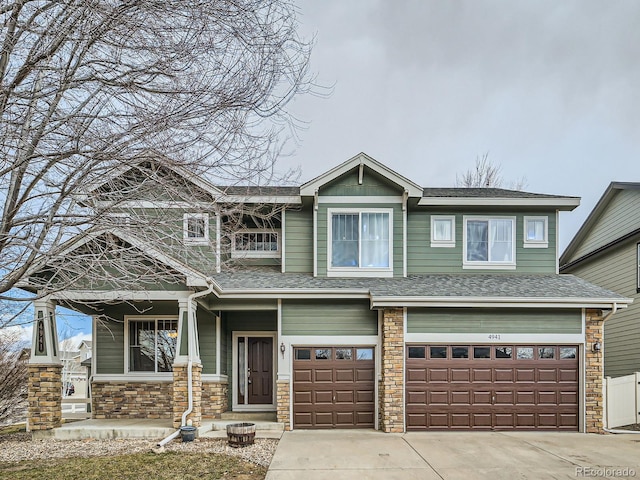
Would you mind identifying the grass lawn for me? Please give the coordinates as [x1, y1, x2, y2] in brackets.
[0, 452, 267, 480]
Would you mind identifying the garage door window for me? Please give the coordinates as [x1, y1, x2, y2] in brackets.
[452, 346, 469, 358]
[560, 347, 577, 359]
[430, 346, 447, 358]
[495, 347, 512, 358]
[473, 346, 491, 359]
[408, 346, 426, 358]
[356, 348, 374, 360]
[315, 349, 330, 360]
[336, 348, 352, 360]
[516, 347, 533, 359]
[295, 349, 311, 360]
[539, 347, 555, 359]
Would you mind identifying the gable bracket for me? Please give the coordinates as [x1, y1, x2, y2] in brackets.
[358, 161, 364, 185]
[314, 189, 319, 211]
[402, 190, 408, 211]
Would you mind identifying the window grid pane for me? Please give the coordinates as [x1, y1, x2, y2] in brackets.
[332, 214, 359, 267]
[360, 212, 389, 267]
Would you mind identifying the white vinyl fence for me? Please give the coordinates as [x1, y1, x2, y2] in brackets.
[604, 372, 640, 429]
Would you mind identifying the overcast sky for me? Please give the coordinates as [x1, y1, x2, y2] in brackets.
[283, 0, 640, 250]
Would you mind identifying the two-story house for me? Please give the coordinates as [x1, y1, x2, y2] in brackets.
[25, 153, 630, 434]
[560, 182, 640, 378]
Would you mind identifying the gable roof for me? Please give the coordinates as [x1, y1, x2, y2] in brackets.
[420, 188, 580, 209]
[20, 228, 209, 291]
[560, 182, 640, 268]
[300, 152, 423, 197]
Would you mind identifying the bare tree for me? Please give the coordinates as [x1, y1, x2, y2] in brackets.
[0, 1, 316, 309]
[0, 329, 28, 425]
[455, 153, 527, 190]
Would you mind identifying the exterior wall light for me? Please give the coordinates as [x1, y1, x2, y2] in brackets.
[592, 341, 601, 352]
[280, 342, 286, 357]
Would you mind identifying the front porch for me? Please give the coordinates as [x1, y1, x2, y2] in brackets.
[35, 412, 284, 441]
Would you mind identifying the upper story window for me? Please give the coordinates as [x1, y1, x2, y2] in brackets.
[232, 229, 280, 258]
[328, 208, 392, 276]
[127, 317, 177, 373]
[431, 215, 455, 247]
[463, 216, 516, 269]
[183, 213, 209, 245]
[523, 216, 548, 248]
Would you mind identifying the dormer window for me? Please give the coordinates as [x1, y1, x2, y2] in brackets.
[327, 208, 393, 277]
[183, 213, 209, 245]
[232, 229, 280, 258]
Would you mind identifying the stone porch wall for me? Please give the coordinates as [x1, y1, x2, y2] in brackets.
[585, 309, 605, 434]
[27, 364, 62, 431]
[381, 308, 404, 433]
[91, 381, 172, 419]
[202, 381, 228, 418]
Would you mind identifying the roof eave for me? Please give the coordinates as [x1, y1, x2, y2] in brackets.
[370, 296, 632, 308]
[418, 197, 580, 210]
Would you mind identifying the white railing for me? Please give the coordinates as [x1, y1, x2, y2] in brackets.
[604, 372, 640, 429]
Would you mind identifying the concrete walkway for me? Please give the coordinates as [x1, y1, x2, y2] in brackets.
[266, 430, 640, 479]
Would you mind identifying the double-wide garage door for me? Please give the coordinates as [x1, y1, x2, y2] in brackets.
[406, 344, 579, 431]
[293, 346, 375, 428]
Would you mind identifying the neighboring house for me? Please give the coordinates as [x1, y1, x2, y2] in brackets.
[560, 182, 640, 378]
[24, 153, 631, 434]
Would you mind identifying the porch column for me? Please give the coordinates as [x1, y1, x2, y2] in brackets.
[380, 308, 404, 433]
[172, 299, 203, 427]
[28, 299, 62, 433]
[585, 309, 605, 434]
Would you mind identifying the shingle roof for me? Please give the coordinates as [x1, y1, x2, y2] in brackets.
[210, 271, 627, 303]
[215, 186, 300, 196]
[422, 188, 577, 199]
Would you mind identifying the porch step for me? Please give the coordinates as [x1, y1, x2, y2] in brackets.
[220, 411, 277, 422]
[206, 419, 284, 432]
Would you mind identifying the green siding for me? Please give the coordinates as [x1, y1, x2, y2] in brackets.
[407, 210, 557, 274]
[319, 166, 403, 196]
[96, 319, 125, 374]
[317, 203, 404, 277]
[568, 241, 640, 377]
[284, 205, 313, 273]
[197, 309, 217, 374]
[95, 301, 179, 374]
[407, 308, 582, 334]
[281, 300, 378, 335]
[572, 190, 640, 261]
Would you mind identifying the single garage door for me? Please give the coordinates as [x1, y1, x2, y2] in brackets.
[293, 346, 375, 428]
[406, 344, 579, 431]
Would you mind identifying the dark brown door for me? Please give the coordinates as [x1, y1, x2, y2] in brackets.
[248, 337, 273, 405]
[406, 344, 579, 431]
[293, 346, 375, 429]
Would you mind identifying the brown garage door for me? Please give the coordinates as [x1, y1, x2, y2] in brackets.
[293, 346, 375, 428]
[406, 344, 579, 431]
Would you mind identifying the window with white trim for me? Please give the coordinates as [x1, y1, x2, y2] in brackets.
[431, 215, 455, 247]
[232, 229, 280, 258]
[328, 209, 392, 275]
[128, 318, 178, 373]
[524, 216, 548, 248]
[463, 216, 516, 268]
[183, 213, 209, 245]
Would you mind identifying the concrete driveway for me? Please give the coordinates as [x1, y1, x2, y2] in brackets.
[266, 430, 640, 479]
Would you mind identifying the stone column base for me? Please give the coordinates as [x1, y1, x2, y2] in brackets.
[27, 364, 63, 432]
[277, 380, 291, 431]
[172, 363, 202, 428]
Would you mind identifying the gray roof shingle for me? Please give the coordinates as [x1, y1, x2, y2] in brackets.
[210, 271, 627, 302]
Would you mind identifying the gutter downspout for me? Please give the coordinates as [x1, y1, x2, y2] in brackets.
[158, 277, 215, 447]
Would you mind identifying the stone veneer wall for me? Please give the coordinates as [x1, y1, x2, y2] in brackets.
[381, 308, 404, 433]
[28, 364, 62, 431]
[91, 381, 172, 419]
[585, 309, 605, 434]
[172, 364, 202, 428]
[202, 381, 228, 418]
[276, 380, 291, 430]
